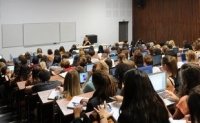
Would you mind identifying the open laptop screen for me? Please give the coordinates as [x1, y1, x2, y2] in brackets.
[153, 55, 162, 66]
[80, 72, 88, 84]
[138, 65, 153, 74]
[148, 72, 166, 92]
[172, 47, 179, 54]
[109, 53, 118, 62]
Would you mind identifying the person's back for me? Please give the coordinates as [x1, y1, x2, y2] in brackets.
[188, 85, 200, 123]
[86, 70, 117, 112]
[32, 81, 61, 93]
[32, 70, 61, 93]
[118, 69, 170, 123]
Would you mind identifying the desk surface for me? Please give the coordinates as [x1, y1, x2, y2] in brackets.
[56, 91, 94, 116]
[38, 89, 54, 104]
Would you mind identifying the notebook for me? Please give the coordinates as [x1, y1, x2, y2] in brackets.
[48, 89, 61, 100]
[59, 71, 68, 78]
[148, 72, 175, 106]
[67, 96, 88, 109]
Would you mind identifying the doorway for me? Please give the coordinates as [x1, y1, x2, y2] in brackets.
[119, 21, 128, 42]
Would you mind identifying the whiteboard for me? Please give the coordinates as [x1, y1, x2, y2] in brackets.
[60, 22, 76, 42]
[24, 23, 60, 46]
[2, 24, 23, 48]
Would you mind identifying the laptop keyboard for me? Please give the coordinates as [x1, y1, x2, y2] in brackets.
[158, 91, 170, 99]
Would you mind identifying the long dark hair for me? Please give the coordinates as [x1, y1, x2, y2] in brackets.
[188, 85, 200, 123]
[92, 70, 116, 103]
[179, 63, 200, 97]
[118, 69, 169, 123]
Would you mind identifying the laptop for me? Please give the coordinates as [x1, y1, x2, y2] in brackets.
[148, 72, 175, 106]
[142, 51, 148, 57]
[79, 72, 88, 84]
[138, 65, 153, 74]
[109, 53, 118, 62]
[152, 55, 162, 66]
[86, 64, 94, 72]
[180, 53, 186, 62]
[7, 65, 14, 71]
[172, 47, 179, 54]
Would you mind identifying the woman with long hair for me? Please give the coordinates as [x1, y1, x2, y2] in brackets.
[85, 70, 117, 112]
[117, 69, 170, 123]
[63, 70, 81, 97]
[162, 55, 178, 92]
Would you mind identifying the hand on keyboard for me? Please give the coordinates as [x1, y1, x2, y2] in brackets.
[165, 90, 179, 102]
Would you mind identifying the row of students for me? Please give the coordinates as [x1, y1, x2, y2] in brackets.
[71, 63, 200, 123]
[0, 39, 199, 122]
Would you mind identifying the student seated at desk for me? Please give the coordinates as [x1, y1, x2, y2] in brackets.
[82, 70, 117, 112]
[62, 70, 81, 97]
[69, 44, 78, 53]
[32, 70, 61, 93]
[82, 61, 109, 93]
[187, 85, 200, 123]
[47, 49, 54, 67]
[13, 55, 31, 82]
[130, 49, 144, 67]
[175, 85, 200, 123]
[88, 50, 100, 64]
[73, 69, 170, 123]
[116, 69, 170, 123]
[115, 53, 135, 89]
[166, 63, 200, 119]
[26, 66, 40, 86]
[161, 55, 178, 92]
[59, 46, 66, 56]
[143, 54, 161, 73]
[60, 60, 75, 72]
[185, 50, 198, 64]
[98, 45, 104, 54]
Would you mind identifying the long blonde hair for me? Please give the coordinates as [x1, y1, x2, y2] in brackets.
[64, 70, 81, 97]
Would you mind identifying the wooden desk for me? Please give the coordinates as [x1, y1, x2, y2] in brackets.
[37, 89, 54, 104]
[56, 91, 94, 116]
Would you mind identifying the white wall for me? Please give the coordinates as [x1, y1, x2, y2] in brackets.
[0, 0, 132, 60]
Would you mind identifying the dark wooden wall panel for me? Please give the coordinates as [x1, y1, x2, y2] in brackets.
[133, 0, 200, 46]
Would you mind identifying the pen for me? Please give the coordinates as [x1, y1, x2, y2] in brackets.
[72, 102, 79, 106]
